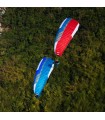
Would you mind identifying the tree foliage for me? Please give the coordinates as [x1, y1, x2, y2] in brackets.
[0, 7, 105, 112]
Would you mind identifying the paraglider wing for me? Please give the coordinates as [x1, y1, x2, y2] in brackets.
[33, 57, 54, 97]
[54, 18, 79, 56]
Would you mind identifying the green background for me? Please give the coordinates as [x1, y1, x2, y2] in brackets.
[0, 8, 105, 111]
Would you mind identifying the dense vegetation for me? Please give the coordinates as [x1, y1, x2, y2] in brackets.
[0, 8, 105, 112]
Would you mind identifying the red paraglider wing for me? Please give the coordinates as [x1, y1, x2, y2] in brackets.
[54, 18, 79, 56]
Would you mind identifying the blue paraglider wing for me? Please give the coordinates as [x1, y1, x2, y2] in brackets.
[33, 57, 54, 97]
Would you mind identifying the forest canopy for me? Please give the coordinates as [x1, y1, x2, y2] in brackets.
[0, 7, 105, 112]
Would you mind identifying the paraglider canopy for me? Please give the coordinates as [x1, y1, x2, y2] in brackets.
[54, 17, 80, 56]
[33, 57, 55, 97]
